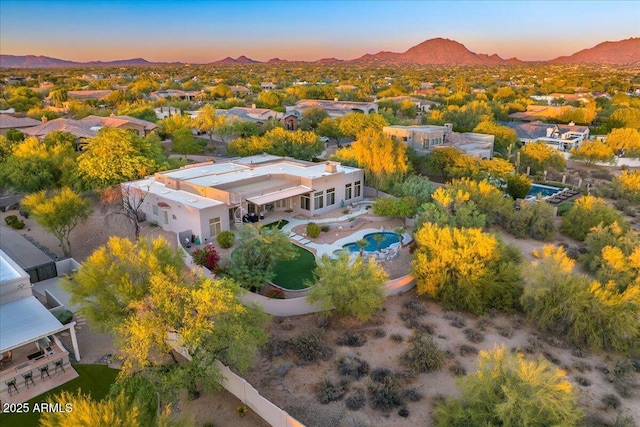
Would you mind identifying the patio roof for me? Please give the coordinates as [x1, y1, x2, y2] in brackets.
[0, 296, 66, 353]
[246, 186, 312, 206]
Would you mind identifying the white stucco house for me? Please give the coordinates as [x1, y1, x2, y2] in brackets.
[504, 121, 590, 152]
[124, 155, 364, 244]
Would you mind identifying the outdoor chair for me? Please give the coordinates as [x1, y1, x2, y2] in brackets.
[5, 378, 18, 396]
[53, 359, 65, 374]
[22, 371, 35, 388]
[39, 364, 51, 380]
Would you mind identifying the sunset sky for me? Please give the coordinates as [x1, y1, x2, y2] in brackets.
[1, 0, 638, 63]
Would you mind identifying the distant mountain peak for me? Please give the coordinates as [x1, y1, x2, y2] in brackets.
[550, 37, 640, 64]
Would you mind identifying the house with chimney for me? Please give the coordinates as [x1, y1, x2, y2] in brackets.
[504, 121, 589, 152]
[123, 155, 364, 243]
[383, 124, 494, 159]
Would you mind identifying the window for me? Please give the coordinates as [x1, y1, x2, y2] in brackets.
[209, 217, 221, 237]
[402, 136, 408, 142]
[162, 210, 168, 225]
[423, 138, 430, 149]
[354, 181, 361, 198]
[326, 188, 335, 206]
[314, 191, 324, 210]
[345, 183, 352, 200]
[152, 205, 158, 216]
[300, 194, 310, 210]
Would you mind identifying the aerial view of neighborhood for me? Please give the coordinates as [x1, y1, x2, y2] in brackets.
[0, 0, 639, 425]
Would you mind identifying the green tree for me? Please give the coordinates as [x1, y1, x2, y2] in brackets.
[372, 196, 419, 227]
[228, 224, 298, 290]
[392, 175, 435, 203]
[193, 103, 223, 144]
[228, 128, 323, 160]
[158, 113, 192, 138]
[172, 127, 202, 160]
[412, 223, 521, 314]
[78, 128, 166, 188]
[505, 173, 532, 200]
[503, 200, 556, 240]
[299, 107, 329, 130]
[473, 119, 519, 154]
[22, 187, 92, 257]
[5, 128, 25, 143]
[62, 236, 183, 332]
[337, 112, 389, 138]
[561, 196, 623, 241]
[447, 178, 513, 226]
[316, 117, 344, 146]
[307, 253, 387, 321]
[434, 346, 583, 427]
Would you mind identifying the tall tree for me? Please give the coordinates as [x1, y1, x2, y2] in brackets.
[605, 127, 640, 158]
[570, 140, 616, 164]
[22, 187, 92, 257]
[519, 141, 566, 173]
[561, 196, 624, 241]
[172, 127, 202, 160]
[193, 103, 225, 144]
[101, 183, 150, 241]
[78, 128, 166, 188]
[62, 236, 184, 332]
[307, 253, 387, 321]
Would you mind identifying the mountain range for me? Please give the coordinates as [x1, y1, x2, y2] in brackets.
[1, 37, 638, 68]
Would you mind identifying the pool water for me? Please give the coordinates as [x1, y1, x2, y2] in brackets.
[343, 232, 400, 253]
[527, 184, 562, 198]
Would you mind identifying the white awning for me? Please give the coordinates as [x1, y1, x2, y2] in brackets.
[246, 186, 312, 206]
[0, 296, 66, 353]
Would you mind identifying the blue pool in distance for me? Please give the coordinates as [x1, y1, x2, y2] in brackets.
[343, 232, 400, 253]
[527, 184, 562, 198]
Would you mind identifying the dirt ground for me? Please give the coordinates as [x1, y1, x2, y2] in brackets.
[3, 197, 639, 426]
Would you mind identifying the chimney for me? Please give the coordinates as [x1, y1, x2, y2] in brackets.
[444, 123, 452, 134]
[325, 162, 337, 173]
[568, 121, 575, 126]
[546, 127, 554, 137]
[334, 97, 338, 102]
[41, 116, 48, 123]
[251, 103, 256, 109]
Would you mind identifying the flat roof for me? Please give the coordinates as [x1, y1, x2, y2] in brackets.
[0, 250, 29, 283]
[0, 226, 55, 269]
[127, 179, 224, 209]
[247, 186, 313, 205]
[0, 296, 65, 353]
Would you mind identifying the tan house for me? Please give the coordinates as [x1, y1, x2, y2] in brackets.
[287, 99, 379, 118]
[124, 155, 364, 244]
[0, 115, 42, 136]
[22, 115, 157, 142]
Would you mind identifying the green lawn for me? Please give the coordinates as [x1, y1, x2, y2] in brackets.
[272, 243, 316, 290]
[0, 364, 119, 427]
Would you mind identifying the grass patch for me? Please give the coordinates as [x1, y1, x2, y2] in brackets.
[0, 364, 119, 427]
[272, 243, 316, 290]
[262, 219, 289, 230]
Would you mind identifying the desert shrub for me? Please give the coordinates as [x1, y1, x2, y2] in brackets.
[316, 379, 347, 404]
[398, 407, 410, 417]
[402, 300, 427, 316]
[561, 196, 624, 241]
[18, 208, 29, 219]
[503, 200, 555, 240]
[307, 222, 321, 238]
[450, 362, 467, 376]
[264, 288, 285, 299]
[572, 361, 591, 373]
[373, 328, 386, 338]
[556, 202, 574, 216]
[402, 332, 444, 373]
[476, 317, 492, 331]
[337, 356, 370, 380]
[368, 378, 402, 412]
[263, 337, 288, 360]
[495, 324, 513, 338]
[444, 312, 466, 328]
[602, 393, 621, 410]
[320, 224, 330, 232]
[336, 332, 368, 347]
[414, 323, 435, 335]
[289, 328, 334, 363]
[463, 328, 484, 343]
[191, 244, 220, 271]
[574, 375, 591, 387]
[390, 334, 403, 343]
[459, 344, 479, 357]
[345, 390, 366, 411]
[216, 230, 235, 248]
[4, 215, 18, 225]
[433, 346, 584, 426]
[370, 368, 393, 383]
[4, 214, 25, 229]
[401, 388, 422, 402]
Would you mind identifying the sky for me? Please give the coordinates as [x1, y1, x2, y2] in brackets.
[0, 0, 638, 63]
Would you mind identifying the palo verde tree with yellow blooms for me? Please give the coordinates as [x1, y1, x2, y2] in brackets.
[411, 223, 522, 314]
[22, 187, 92, 257]
[519, 140, 566, 174]
[561, 195, 624, 241]
[433, 346, 583, 426]
[612, 170, 640, 202]
[521, 245, 640, 353]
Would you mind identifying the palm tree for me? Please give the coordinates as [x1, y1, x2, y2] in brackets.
[394, 227, 405, 248]
[355, 239, 368, 258]
[373, 233, 385, 251]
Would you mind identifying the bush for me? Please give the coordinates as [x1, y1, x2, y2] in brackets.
[52, 309, 74, 324]
[463, 328, 485, 343]
[289, 328, 334, 363]
[320, 224, 330, 232]
[307, 222, 321, 238]
[264, 288, 285, 299]
[503, 201, 555, 240]
[556, 202, 574, 216]
[398, 407, 410, 417]
[191, 244, 220, 271]
[19, 208, 29, 219]
[337, 356, 370, 380]
[402, 332, 444, 373]
[401, 388, 422, 402]
[370, 368, 393, 383]
[368, 378, 402, 412]
[216, 230, 235, 248]
[561, 196, 624, 241]
[4, 215, 18, 225]
[4, 214, 25, 229]
[345, 390, 366, 410]
[336, 332, 368, 347]
[459, 344, 479, 357]
[390, 334, 403, 343]
[316, 378, 347, 404]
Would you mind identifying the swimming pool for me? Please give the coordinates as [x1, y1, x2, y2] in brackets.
[527, 184, 562, 198]
[342, 232, 400, 253]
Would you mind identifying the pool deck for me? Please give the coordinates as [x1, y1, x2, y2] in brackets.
[279, 210, 411, 258]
